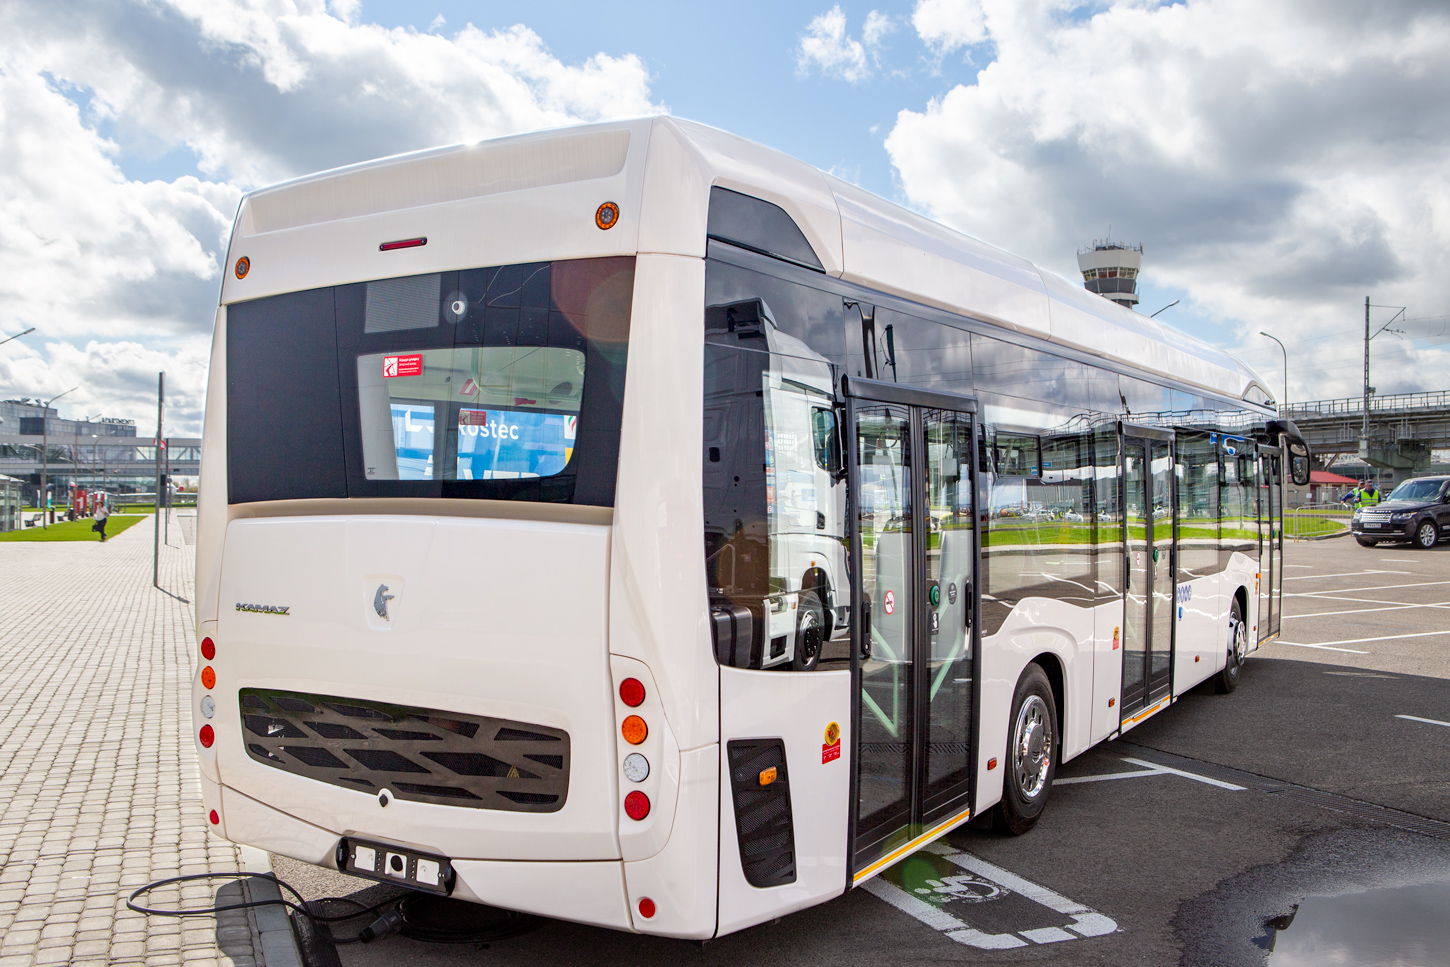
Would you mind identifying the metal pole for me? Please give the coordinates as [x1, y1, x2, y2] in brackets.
[38, 387, 77, 530]
[1362, 296, 1370, 449]
[164, 437, 170, 546]
[1259, 331, 1288, 418]
[153, 373, 164, 588]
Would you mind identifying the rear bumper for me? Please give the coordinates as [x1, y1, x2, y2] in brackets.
[217, 783, 634, 930]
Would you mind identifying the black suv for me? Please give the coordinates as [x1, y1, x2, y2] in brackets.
[1352, 475, 1450, 548]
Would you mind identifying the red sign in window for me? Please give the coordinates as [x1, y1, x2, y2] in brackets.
[383, 354, 423, 378]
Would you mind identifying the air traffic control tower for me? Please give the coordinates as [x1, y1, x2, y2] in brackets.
[1077, 240, 1143, 309]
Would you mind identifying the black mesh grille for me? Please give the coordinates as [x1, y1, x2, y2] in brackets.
[726, 738, 796, 888]
[240, 688, 570, 812]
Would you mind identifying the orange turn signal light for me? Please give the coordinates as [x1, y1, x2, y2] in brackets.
[200, 666, 216, 690]
[621, 715, 648, 745]
[987, 757, 998, 771]
[758, 766, 778, 787]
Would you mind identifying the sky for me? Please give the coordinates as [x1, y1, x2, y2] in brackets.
[2, 0, 1449, 435]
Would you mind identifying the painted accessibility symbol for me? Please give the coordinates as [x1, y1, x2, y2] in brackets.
[864, 843, 1117, 949]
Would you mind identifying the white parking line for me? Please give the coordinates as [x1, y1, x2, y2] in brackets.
[1056, 757, 1245, 791]
[1284, 569, 1409, 580]
[863, 847, 1117, 949]
[1281, 630, 1450, 648]
[1278, 641, 1371, 654]
[1379, 559, 1419, 563]
[1396, 714, 1450, 729]
[1290, 580, 1450, 596]
[1285, 601, 1450, 620]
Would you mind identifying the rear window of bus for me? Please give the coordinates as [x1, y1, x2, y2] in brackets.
[227, 257, 633, 506]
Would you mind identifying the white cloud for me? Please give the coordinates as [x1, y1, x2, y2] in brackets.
[0, 0, 659, 433]
[798, 6, 893, 84]
[912, 0, 987, 53]
[887, 0, 1450, 401]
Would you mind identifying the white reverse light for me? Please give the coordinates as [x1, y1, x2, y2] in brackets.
[623, 753, 650, 783]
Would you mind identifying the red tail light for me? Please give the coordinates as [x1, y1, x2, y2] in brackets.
[201, 637, 215, 660]
[624, 791, 650, 821]
[209, 810, 220, 825]
[618, 678, 646, 707]
[637, 897, 656, 918]
[199, 725, 215, 748]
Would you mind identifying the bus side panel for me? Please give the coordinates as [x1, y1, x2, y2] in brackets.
[975, 610, 1080, 813]
[1089, 597, 1126, 745]
[195, 305, 229, 626]
[608, 254, 718, 752]
[622, 745, 720, 939]
[716, 667, 850, 937]
[1172, 573, 1222, 695]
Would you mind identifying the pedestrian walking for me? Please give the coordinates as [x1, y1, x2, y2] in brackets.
[92, 498, 110, 542]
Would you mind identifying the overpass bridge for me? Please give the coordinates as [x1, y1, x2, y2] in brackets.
[1285, 390, 1450, 483]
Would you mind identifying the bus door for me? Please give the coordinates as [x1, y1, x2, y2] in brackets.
[1120, 425, 1176, 718]
[1258, 446, 1283, 643]
[843, 377, 980, 881]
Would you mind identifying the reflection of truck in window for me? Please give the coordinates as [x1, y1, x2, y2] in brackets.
[703, 299, 846, 670]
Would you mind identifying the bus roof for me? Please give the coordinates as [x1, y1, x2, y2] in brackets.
[223, 116, 1272, 408]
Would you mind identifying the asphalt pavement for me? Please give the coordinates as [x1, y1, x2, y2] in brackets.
[275, 535, 1450, 967]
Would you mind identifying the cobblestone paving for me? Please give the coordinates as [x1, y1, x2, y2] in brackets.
[0, 515, 294, 967]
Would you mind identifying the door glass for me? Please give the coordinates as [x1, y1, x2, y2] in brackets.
[855, 405, 913, 841]
[1148, 440, 1174, 693]
[923, 410, 974, 817]
[1122, 443, 1149, 710]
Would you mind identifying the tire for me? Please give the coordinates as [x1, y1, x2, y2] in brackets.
[995, 664, 1057, 835]
[1354, 537, 1379, 547]
[792, 591, 826, 671]
[1414, 520, 1438, 549]
[1215, 597, 1248, 694]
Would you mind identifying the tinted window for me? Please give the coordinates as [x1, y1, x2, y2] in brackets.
[227, 287, 347, 503]
[227, 257, 633, 506]
[707, 187, 823, 271]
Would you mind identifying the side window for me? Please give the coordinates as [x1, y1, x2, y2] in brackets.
[703, 268, 851, 674]
[1176, 432, 1219, 578]
[994, 433, 1041, 477]
[811, 406, 841, 474]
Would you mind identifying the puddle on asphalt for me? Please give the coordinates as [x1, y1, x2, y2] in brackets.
[1257, 880, 1450, 965]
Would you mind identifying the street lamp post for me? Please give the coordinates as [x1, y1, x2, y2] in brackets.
[38, 387, 78, 529]
[1259, 331, 1288, 418]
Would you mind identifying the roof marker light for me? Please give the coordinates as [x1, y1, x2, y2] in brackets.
[595, 202, 619, 230]
[234, 257, 249, 279]
[379, 236, 427, 252]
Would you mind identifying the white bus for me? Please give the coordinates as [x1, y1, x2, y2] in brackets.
[193, 117, 1311, 939]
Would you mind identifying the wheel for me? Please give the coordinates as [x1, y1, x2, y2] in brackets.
[1354, 537, 1379, 547]
[1414, 520, 1438, 549]
[995, 664, 1057, 835]
[1215, 597, 1247, 694]
[792, 591, 825, 671]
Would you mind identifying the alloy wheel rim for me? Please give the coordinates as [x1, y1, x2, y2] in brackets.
[1419, 522, 1436, 547]
[1014, 695, 1052, 800]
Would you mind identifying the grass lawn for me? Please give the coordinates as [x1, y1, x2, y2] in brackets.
[0, 514, 149, 542]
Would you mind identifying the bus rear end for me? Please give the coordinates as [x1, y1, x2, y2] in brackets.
[191, 121, 718, 936]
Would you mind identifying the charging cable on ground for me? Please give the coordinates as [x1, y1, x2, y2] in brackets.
[127, 871, 539, 946]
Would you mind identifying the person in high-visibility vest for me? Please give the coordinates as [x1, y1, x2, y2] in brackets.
[1356, 483, 1381, 508]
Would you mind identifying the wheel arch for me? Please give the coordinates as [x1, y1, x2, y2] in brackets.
[1028, 651, 1066, 753]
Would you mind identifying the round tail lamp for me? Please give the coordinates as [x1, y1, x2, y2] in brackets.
[637, 897, 656, 918]
[621, 715, 648, 745]
[618, 678, 645, 707]
[200, 666, 216, 690]
[199, 725, 215, 748]
[624, 791, 650, 821]
[200, 638, 216, 660]
[209, 810, 220, 825]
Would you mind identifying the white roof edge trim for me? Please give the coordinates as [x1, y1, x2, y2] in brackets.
[241, 120, 648, 237]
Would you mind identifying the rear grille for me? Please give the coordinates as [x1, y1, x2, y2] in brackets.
[726, 739, 797, 888]
[239, 688, 569, 812]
